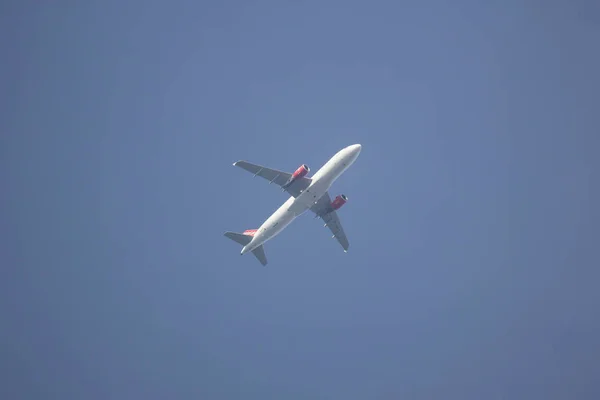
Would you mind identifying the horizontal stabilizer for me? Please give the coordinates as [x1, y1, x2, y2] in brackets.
[223, 231, 268, 266]
[224, 231, 252, 246]
[252, 245, 268, 266]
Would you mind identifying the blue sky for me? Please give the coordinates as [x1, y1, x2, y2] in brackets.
[2, 1, 599, 398]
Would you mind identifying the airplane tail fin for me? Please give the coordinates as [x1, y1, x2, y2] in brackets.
[223, 231, 268, 266]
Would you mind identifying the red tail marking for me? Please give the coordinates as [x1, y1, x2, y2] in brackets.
[243, 229, 257, 236]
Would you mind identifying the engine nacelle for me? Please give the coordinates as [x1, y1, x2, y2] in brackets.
[291, 164, 310, 180]
[283, 164, 310, 189]
[331, 194, 348, 210]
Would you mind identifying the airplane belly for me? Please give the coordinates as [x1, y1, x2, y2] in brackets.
[287, 201, 310, 215]
[253, 201, 296, 247]
[272, 211, 295, 234]
[290, 181, 328, 214]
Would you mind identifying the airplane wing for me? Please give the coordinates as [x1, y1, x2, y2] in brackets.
[310, 192, 350, 251]
[233, 161, 312, 198]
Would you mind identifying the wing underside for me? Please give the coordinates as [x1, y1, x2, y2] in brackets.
[233, 161, 311, 198]
[310, 192, 350, 251]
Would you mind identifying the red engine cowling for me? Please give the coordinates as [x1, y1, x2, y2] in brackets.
[331, 194, 348, 210]
[291, 164, 310, 179]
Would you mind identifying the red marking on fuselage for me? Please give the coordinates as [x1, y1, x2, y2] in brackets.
[243, 229, 257, 236]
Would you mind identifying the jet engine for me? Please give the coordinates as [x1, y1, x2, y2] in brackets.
[291, 164, 310, 179]
[283, 164, 310, 189]
[330, 194, 348, 210]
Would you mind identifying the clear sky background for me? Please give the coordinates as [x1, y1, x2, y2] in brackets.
[2, 1, 599, 399]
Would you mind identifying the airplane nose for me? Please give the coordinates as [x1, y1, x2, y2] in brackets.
[352, 144, 362, 154]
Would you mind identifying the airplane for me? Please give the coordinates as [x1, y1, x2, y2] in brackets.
[224, 144, 362, 265]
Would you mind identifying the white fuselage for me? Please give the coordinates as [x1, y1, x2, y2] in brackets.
[241, 144, 362, 255]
